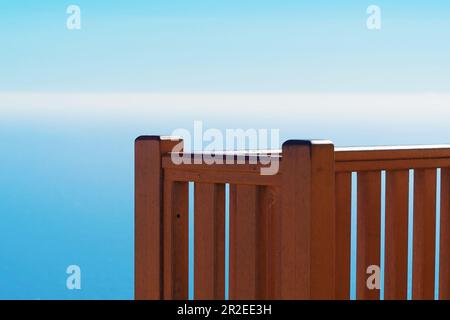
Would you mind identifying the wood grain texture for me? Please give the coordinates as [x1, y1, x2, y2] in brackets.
[440, 168, 450, 299]
[135, 136, 183, 300]
[336, 145, 450, 161]
[357, 171, 381, 300]
[172, 182, 189, 299]
[279, 141, 311, 299]
[162, 181, 189, 299]
[259, 186, 280, 299]
[162, 179, 174, 299]
[310, 142, 336, 299]
[136, 135, 450, 301]
[135, 137, 162, 300]
[194, 183, 225, 300]
[336, 158, 450, 172]
[278, 140, 335, 299]
[228, 185, 279, 300]
[413, 169, 437, 300]
[164, 168, 280, 186]
[229, 185, 259, 299]
[335, 172, 352, 300]
[384, 170, 409, 300]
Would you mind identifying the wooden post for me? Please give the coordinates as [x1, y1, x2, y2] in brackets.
[135, 136, 183, 300]
[278, 140, 336, 299]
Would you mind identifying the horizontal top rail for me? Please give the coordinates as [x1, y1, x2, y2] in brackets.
[168, 149, 283, 155]
[336, 144, 450, 172]
[143, 135, 450, 173]
[163, 156, 275, 172]
[336, 144, 450, 161]
[162, 152, 282, 186]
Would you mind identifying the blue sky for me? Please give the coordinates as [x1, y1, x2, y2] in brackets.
[1, 1, 450, 92]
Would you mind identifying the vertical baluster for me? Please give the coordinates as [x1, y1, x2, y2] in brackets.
[167, 182, 189, 299]
[229, 185, 258, 299]
[440, 168, 450, 299]
[194, 183, 225, 299]
[357, 171, 381, 300]
[384, 170, 409, 300]
[335, 172, 352, 299]
[413, 169, 437, 300]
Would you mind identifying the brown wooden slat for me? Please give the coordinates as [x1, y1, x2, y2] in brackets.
[440, 168, 450, 299]
[163, 181, 189, 299]
[194, 183, 225, 300]
[162, 179, 174, 299]
[357, 171, 381, 300]
[335, 172, 352, 299]
[229, 185, 259, 299]
[172, 182, 189, 299]
[413, 169, 437, 300]
[260, 186, 281, 299]
[384, 170, 409, 300]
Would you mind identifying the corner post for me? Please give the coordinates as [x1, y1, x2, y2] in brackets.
[135, 136, 183, 300]
[279, 140, 336, 299]
[135, 136, 163, 300]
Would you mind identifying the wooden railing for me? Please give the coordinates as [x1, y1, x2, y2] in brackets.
[135, 136, 450, 300]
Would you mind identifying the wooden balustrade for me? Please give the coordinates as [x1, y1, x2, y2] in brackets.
[135, 136, 450, 300]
